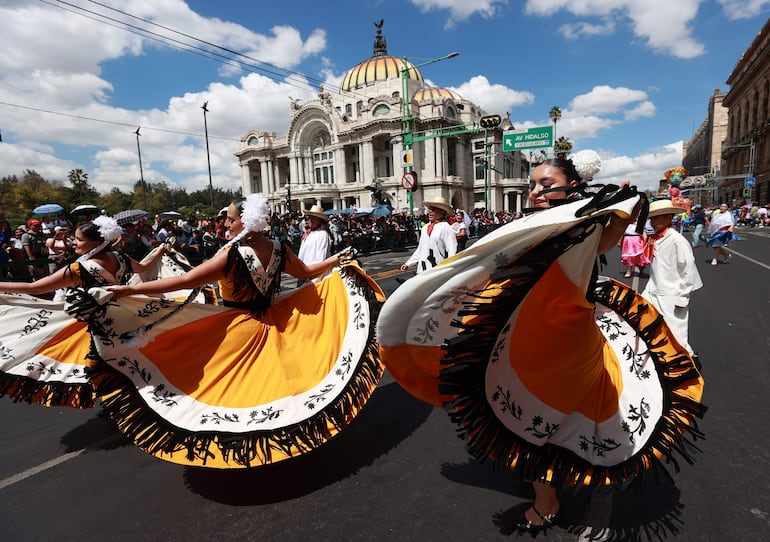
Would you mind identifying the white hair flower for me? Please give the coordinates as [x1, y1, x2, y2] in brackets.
[571, 149, 602, 181]
[240, 193, 269, 234]
[92, 215, 123, 243]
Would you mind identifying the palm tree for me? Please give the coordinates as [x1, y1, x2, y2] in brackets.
[549, 106, 562, 133]
[554, 136, 573, 158]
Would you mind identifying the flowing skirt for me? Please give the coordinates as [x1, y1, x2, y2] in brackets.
[620, 235, 649, 267]
[79, 263, 384, 468]
[377, 193, 705, 488]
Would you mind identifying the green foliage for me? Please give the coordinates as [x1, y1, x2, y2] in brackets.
[0, 169, 242, 225]
[554, 136, 573, 158]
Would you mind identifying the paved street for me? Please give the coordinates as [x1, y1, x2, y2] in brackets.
[2, 227, 770, 541]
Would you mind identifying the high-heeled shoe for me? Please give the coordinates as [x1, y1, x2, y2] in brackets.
[513, 505, 561, 534]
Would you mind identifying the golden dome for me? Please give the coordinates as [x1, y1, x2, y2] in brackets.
[414, 87, 462, 102]
[341, 56, 423, 92]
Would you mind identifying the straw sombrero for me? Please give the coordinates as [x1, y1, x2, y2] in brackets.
[422, 196, 454, 217]
[304, 205, 329, 221]
[648, 199, 685, 217]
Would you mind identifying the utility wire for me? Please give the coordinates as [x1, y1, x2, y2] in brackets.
[0, 100, 240, 141]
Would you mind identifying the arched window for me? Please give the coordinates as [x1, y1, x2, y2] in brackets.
[247, 136, 259, 146]
[372, 104, 390, 117]
[446, 106, 456, 119]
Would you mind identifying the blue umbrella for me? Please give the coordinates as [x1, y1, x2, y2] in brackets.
[371, 204, 394, 217]
[32, 203, 64, 215]
[323, 209, 343, 216]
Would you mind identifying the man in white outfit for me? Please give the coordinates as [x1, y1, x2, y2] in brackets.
[298, 205, 332, 266]
[401, 196, 457, 274]
[641, 199, 703, 357]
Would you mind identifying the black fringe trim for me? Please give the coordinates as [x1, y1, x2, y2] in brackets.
[86, 265, 383, 468]
[438, 229, 706, 491]
[0, 371, 95, 409]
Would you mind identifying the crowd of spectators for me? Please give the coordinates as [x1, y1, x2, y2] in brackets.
[0, 205, 523, 282]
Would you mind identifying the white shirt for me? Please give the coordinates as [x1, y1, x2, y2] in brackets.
[405, 221, 457, 273]
[297, 229, 331, 265]
[642, 229, 702, 307]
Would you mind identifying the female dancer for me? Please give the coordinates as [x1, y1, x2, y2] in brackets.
[707, 203, 735, 265]
[0, 216, 165, 408]
[378, 151, 705, 534]
[74, 194, 384, 468]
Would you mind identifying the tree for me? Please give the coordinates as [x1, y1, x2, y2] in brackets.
[549, 106, 562, 135]
[67, 168, 99, 204]
[554, 136, 573, 158]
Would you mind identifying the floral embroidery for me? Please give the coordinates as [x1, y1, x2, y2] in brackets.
[525, 415, 559, 439]
[596, 313, 626, 341]
[622, 344, 652, 380]
[248, 407, 283, 425]
[136, 299, 175, 318]
[491, 385, 522, 420]
[0, 343, 15, 362]
[578, 435, 621, 457]
[621, 398, 650, 444]
[304, 383, 335, 409]
[411, 316, 439, 344]
[335, 349, 353, 377]
[25, 360, 62, 377]
[426, 286, 472, 314]
[19, 309, 54, 337]
[201, 412, 240, 425]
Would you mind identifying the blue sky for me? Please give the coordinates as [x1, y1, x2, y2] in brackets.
[0, 0, 768, 198]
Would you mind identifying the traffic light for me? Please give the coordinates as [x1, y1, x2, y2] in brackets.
[743, 189, 750, 198]
[480, 115, 502, 129]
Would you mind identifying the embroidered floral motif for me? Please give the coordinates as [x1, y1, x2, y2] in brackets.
[136, 299, 175, 318]
[426, 286, 472, 314]
[19, 309, 54, 337]
[0, 343, 15, 362]
[411, 316, 439, 344]
[491, 385, 522, 420]
[621, 398, 650, 444]
[25, 360, 62, 377]
[335, 350, 353, 377]
[304, 383, 335, 409]
[622, 344, 652, 380]
[150, 383, 178, 407]
[201, 412, 240, 424]
[596, 313, 626, 341]
[494, 251, 509, 268]
[578, 435, 621, 457]
[490, 324, 511, 364]
[248, 407, 283, 425]
[115, 356, 152, 384]
[353, 301, 366, 329]
[525, 415, 559, 439]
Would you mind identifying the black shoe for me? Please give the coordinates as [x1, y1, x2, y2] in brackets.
[513, 505, 561, 534]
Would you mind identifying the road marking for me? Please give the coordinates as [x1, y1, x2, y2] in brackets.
[0, 434, 121, 491]
[371, 268, 407, 280]
[726, 247, 770, 271]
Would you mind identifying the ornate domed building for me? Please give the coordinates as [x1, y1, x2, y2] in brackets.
[236, 21, 529, 214]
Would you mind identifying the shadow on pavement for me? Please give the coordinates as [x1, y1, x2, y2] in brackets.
[442, 459, 686, 540]
[60, 410, 131, 452]
[182, 380, 433, 505]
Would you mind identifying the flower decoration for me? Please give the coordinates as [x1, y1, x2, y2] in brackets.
[571, 149, 602, 181]
[92, 215, 122, 243]
[240, 193, 269, 234]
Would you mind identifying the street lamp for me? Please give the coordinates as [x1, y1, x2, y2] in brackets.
[400, 51, 459, 216]
[479, 115, 502, 210]
[134, 127, 147, 209]
[202, 101, 214, 210]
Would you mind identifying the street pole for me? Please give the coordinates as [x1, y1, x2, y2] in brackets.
[202, 102, 214, 210]
[400, 52, 459, 217]
[483, 128, 489, 210]
[135, 127, 147, 209]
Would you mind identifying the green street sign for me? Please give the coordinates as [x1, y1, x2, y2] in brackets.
[503, 126, 553, 151]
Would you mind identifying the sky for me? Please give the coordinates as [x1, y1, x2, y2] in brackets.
[0, 0, 768, 200]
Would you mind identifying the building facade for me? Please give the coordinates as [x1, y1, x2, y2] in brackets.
[235, 23, 529, 215]
[681, 89, 728, 205]
[720, 18, 770, 206]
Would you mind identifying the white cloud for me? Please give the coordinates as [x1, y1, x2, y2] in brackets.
[597, 141, 683, 192]
[0, 1, 324, 195]
[524, 0, 705, 59]
[718, 0, 770, 19]
[569, 85, 650, 116]
[408, 0, 507, 26]
[559, 19, 616, 39]
[624, 100, 657, 121]
[451, 76, 535, 115]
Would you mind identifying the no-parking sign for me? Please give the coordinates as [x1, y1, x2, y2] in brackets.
[401, 171, 417, 191]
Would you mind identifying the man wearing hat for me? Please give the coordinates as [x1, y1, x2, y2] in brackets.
[400, 196, 457, 274]
[21, 219, 48, 279]
[298, 205, 332, 270]
[689, 203, 708, 248]
[641, 199, 702, 357]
